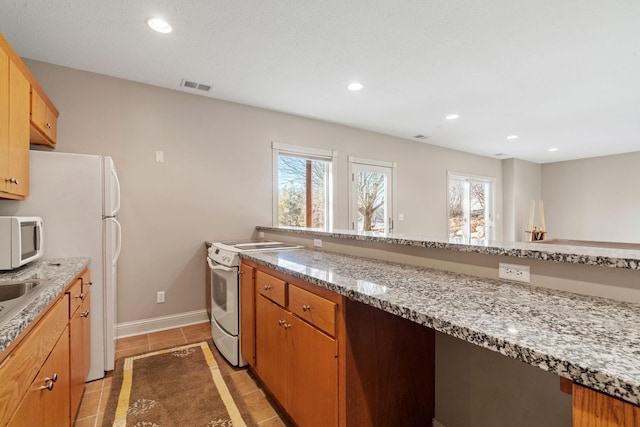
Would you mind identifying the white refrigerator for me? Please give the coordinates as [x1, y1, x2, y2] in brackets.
[0, 150, 121, 381]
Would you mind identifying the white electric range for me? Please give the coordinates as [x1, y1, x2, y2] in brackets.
[207, 240, 302, 366]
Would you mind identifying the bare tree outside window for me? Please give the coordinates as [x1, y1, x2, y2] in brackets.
[358, 171, 385, 231]
[448, 175, 492, 242]
[278, 155, 328, 228]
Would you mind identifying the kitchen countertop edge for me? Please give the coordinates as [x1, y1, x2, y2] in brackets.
[256, 226, 640, 270]
[0, 257, 90, 354]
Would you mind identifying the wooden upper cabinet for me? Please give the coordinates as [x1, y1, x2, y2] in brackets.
[0, 37, 30, 200]
[0, 47, 9, 195]
[0, 32, 59, 200]
[30, 85, 58, 147]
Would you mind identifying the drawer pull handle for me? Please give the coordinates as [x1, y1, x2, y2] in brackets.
[283, 323, 291, 330]
[81, 310, 90, 318]
[264, 285, 271, 291]
[278, 320, 285, 326]
[302, 304, 311, 312]
[76, 293, 85, 300]
[85, 281, 93, 286]
[40, 373, 58, 391]
[40, 380, 54, 391]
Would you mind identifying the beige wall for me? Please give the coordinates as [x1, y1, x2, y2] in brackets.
[22, 59, 504, 324]
[541, 151, 640, 243]
[503, 159, 542, 242]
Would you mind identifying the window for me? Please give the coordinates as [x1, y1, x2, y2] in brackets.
[272, 142, 335, 230]
[447, 172, 494, 243]
[349, 157, 395, 233]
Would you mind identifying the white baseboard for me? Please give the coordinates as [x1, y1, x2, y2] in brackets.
[116, 309, 209, 338]
[433, 419, 446, 427]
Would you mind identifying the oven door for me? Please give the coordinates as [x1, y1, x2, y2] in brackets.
[207, 257, 239, 336]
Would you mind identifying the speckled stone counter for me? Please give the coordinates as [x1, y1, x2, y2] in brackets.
[0, 258, 90, 354]
[241, 248, 640, 406]
[256, 226, 640, 270]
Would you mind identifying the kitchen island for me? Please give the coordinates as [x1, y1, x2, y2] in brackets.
[241, 246, 640, 425]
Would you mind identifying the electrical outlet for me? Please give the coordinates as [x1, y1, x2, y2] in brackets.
[499, 263, 531, 283]
[155, 151, 164, 163]
[313, 239, 323, 248]
[258, 231, 264, 239]
[157, 291, 165, 303]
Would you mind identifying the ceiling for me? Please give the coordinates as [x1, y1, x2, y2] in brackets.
[1, 0, 639, 163]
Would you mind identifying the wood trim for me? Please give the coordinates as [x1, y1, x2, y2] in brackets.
[573, 383, 640, 426]
[560, 377, 573, 395]
[306, 160, 312, 227]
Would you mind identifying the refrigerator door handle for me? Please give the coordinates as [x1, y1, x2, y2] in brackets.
[110, 217, 122, 265]
[111, 168, 121, 216]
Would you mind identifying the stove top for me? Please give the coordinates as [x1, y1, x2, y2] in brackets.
[208, 240, 303, 266]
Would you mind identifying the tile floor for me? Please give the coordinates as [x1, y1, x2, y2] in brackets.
[74, 322, 288, 426]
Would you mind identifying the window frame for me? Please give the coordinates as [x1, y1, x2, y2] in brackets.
[446, 171, 495, 242]
[348, 156, 397, 233]
[272, 142, 337, 230]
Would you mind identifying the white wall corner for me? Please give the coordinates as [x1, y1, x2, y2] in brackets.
[116, 310, 209, 338]
[433, 419, 446, 427]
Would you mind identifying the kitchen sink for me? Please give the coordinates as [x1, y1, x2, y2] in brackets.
[0, 278, 55, 327]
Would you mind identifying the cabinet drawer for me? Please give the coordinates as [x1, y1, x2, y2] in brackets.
[289, 285, 336, 337]
[67, 277, 84, 317]
[256, 271, 286, 306]
[0, 294, 69, 426]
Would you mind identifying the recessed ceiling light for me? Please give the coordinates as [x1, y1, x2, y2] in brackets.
[445, 114, 459, 120]
[548, 148, 559, 152]
[146, 17, 172, 33]
[506, 135, 518, 140]
[347, 82, 363, 91]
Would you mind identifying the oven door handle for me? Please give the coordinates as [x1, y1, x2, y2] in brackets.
[207, 257, 236, 272]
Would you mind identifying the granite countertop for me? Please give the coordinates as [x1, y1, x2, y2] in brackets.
[0, 258, 90, 354]
[256, 226, 640, 270]
[241, 248, 640, 406]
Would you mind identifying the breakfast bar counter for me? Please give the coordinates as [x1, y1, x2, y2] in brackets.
[241, 248, 640, 407]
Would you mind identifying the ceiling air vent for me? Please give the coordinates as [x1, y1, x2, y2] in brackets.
[414, 134, 429, 139]
[180, 79, 212, 92]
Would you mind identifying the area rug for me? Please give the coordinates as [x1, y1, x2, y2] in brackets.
[103, 341, 257, 426]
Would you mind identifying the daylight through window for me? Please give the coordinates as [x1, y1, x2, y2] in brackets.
[273, 143, 334, 230]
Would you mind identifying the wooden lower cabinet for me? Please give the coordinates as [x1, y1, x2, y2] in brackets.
[69, 289, 91, 420]
[240, 263, 256, 367]
[0, 268, 92, 426]
[288, 309, 338, 426]
[8, 326, 70, 426]
[572, 383, 640, 427]
[255, 295, 290, 405]
[246, 260, 434, 427]
[255, 294, 338, 427]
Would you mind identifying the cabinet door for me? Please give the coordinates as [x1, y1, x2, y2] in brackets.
[288, 313, 338, 427]
[7, 59, 29, 197]
[30, 87, 57, 146]
[240, 263, 256, 367]
[255, 295, 288, 406]
[69, 291, 90, 421]
[0, 47, 8, 194]
[9, 326, 70, 427]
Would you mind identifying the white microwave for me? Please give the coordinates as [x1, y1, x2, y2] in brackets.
[0, 216, 44, 270]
